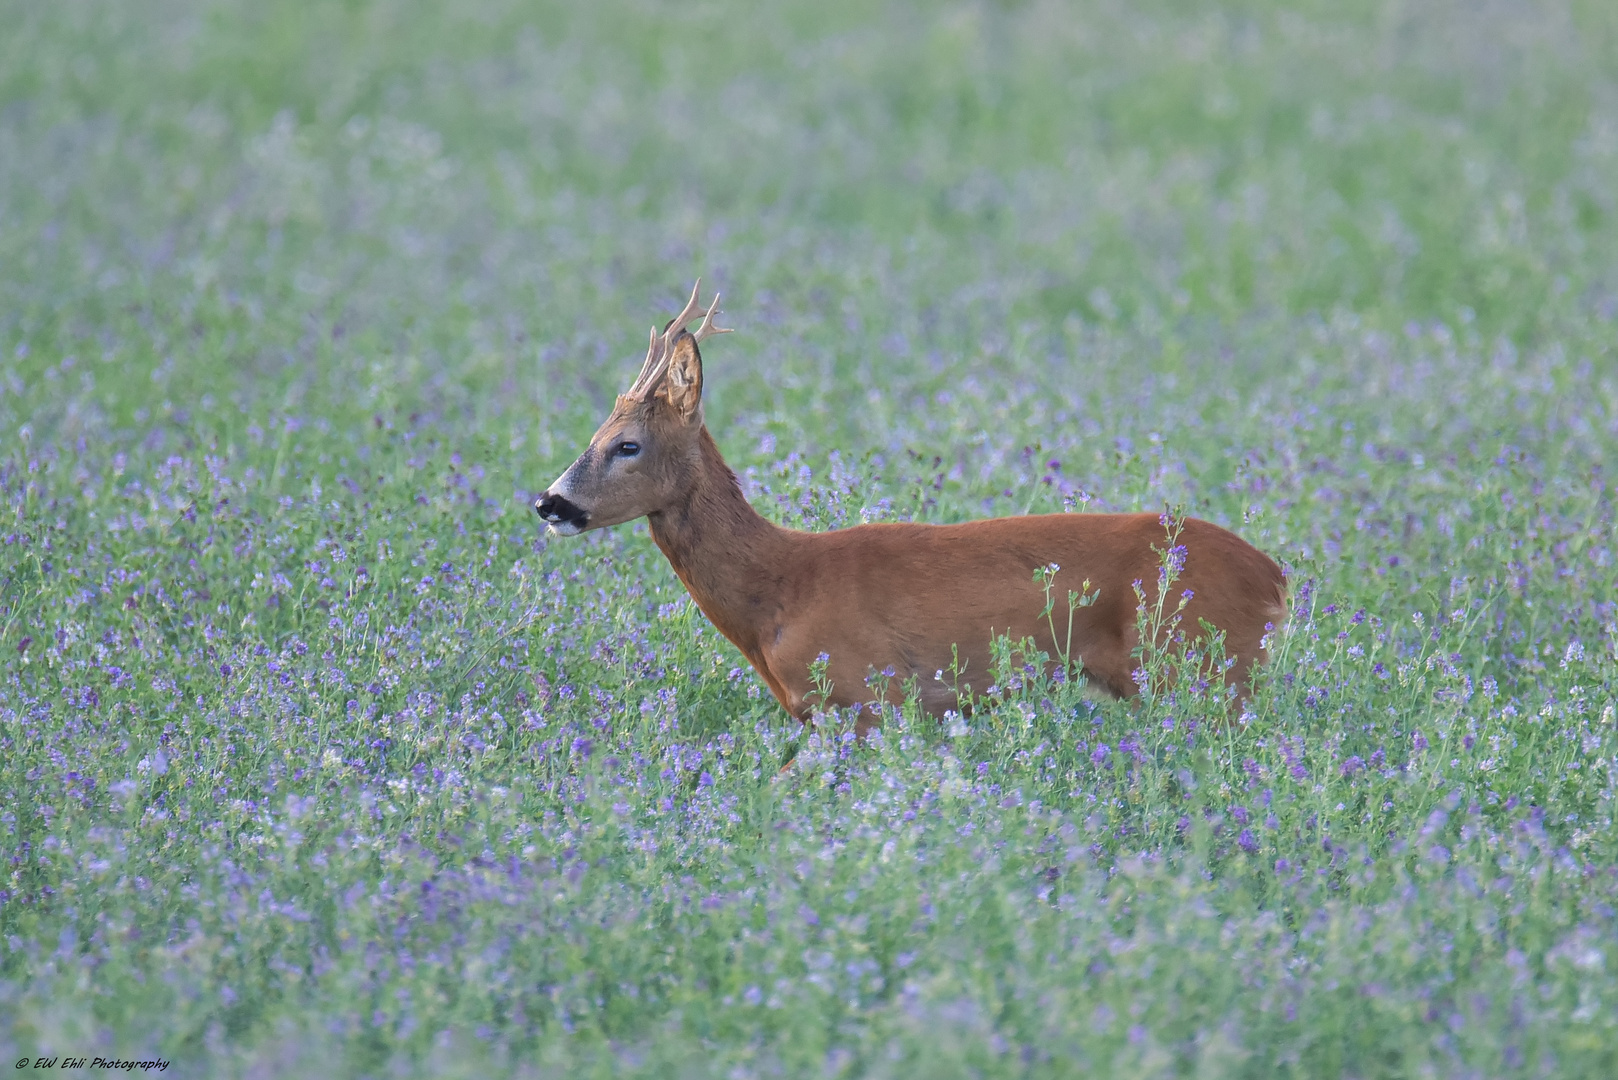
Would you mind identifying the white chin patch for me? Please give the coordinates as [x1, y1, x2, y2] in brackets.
[547, 521, 584, 538]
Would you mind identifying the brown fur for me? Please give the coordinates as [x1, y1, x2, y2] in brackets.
[540, 324, 1288, 731]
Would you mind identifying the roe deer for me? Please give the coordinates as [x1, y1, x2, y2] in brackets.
[536, 283, 1287, 732]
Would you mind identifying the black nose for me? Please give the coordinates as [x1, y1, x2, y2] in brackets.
[535, 491, 588, 527]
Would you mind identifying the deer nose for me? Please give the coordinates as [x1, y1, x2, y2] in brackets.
[535, 491, 588, 528]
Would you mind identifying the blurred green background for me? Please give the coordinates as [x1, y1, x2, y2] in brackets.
[5, 0, 1615, 446]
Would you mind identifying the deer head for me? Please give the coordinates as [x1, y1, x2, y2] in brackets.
[535, 282, 732, 535]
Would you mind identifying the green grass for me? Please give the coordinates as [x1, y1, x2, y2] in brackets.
[2, 0, 1616, 1075]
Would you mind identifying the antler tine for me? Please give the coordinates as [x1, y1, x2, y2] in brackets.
[665, 279, 707, 338]
[628, 326, 665, 396]
[693, 292, 733, 343]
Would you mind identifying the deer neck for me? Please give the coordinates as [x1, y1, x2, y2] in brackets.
[647, 428, 791, 655]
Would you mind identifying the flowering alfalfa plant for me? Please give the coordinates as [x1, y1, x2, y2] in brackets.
[785, 651, 875, 783]
[945, 578, 1107, 753]
[1127, 509, 1244, 743]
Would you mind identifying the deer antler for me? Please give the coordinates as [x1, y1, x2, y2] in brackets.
[693, 291, 733, 345]
[627, 280, 732, 399]
[627, 326, 664, 398]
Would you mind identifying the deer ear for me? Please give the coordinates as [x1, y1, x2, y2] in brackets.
[661, 334, 703, 420]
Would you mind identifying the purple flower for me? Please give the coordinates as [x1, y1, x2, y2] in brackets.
[1421, 809, 1448, 838]
[571, 737, 593, 759]
[1164, 544, 1187, 577]
[1341, 756, 1365, 777]
[1280, 737, 1309, 780]
[1238, 829, 1259, 854]
[799, 904, 820, 927]
[1090, 744, 1110, 766]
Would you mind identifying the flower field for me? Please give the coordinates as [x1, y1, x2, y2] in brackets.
[2, 1, 1616, 1075]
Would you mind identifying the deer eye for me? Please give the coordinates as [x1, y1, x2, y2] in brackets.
[615, 441, 641, 458]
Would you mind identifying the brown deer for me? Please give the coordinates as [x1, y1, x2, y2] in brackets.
[536, 283, 1287, 732]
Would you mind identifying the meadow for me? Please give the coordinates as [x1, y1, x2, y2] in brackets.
[2, 0, 1617, 1075]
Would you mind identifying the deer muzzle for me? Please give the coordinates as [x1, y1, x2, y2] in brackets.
[535, 491, 589, 535]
